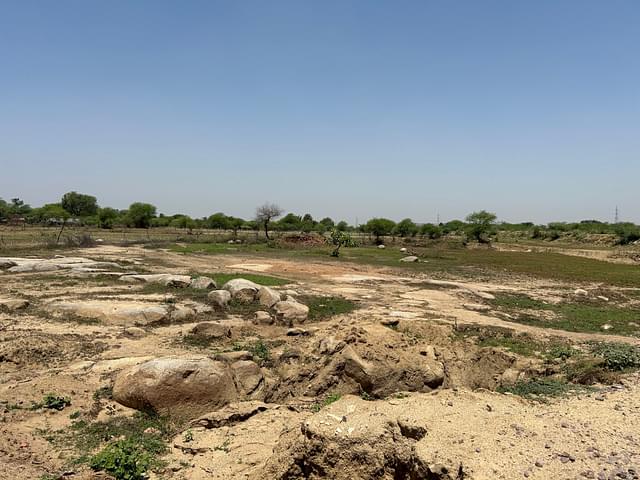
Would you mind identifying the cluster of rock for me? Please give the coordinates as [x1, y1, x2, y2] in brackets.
[209, 278, 310, 326]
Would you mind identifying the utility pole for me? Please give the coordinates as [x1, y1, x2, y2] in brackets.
[615, 206, 619, 224]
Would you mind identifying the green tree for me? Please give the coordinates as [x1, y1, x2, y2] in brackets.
[0, 198, 8, 221]
[394, 218, 418, 237]
[277, 213, 302, 231]
[336, 220, 349, 232]
[127, 203, 157, 228]
[207, 212, 229, 229]
[61, 191, 98, 217]
[329, 228, 353, 257]
[419, 223, 442, 239]
[465, 210, 497, 243]
[8, 198, 31, 216]
[226, 216, 245, 237]
[97, 207, 119, 229]
[365, 218, 396, 243]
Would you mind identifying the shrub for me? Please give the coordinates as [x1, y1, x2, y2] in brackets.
[90, 438, 152, 480]
[329, 228, 354, 257]
[592, 343, 640, 371]
[32, 393, 71, 411]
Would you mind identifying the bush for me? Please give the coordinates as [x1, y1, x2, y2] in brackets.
[32, 393, 71, 411]
[90, 438, 152, 480]
[592, 343, 640, 371]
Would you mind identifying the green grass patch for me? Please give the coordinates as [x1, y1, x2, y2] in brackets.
[206, 272, 291, 287]
[490, 293, 640, 336]
[298, 295, 359, 321]
[44, 412, 179, 476]
[498, 378, 592, 400]
[591, 342, 640, 371]
[168, 242, 640, 288]
[31, 393, 71, 411]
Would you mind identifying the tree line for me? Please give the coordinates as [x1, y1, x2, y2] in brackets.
[1, 193, 638, 245]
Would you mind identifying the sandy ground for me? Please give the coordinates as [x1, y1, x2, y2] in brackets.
[1, 245, 639, 479]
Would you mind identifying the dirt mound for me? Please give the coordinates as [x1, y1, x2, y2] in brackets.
[278, 233, 327, 247]
[256, 395, 462, 480]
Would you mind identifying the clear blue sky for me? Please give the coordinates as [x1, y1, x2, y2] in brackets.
[1, 1, 638, 224]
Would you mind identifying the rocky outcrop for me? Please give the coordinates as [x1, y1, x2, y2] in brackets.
[50, 300, 170, 325]
[119, 273, 192, 288]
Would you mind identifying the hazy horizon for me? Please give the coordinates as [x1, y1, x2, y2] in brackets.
[1, 1, 638, 224]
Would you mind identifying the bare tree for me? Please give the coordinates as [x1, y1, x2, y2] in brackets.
[255, 202, 283, 240]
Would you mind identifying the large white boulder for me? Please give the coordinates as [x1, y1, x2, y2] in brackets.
[222, 278, 260, 302]
[273, 299, 309, 326]
[208, 289, 232, 308]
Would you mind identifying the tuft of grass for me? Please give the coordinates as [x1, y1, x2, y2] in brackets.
[298, 295, 359, 321]
[232, 339, 272, 364]
[43, 411, 179, 477]
[93, 386, 113, 401]
[498, 379, 591, 400]
[31, 393, 71, 411]
[180, 334, 221, 349]
[311, 393, 342, 412]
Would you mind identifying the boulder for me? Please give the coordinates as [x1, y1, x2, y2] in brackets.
[273, 299, 309, 326]
[169, 305, 196, 322]
[286, 327, 312, 336]
[230, 360, 264, 396]
[119, 274, 192, 288]
[317, 336, 346, 355]
[190, 276, 217, 290]
[112, 356, 239, 418]
[215, 350, 253, 363]
[123, 326, 147, 338]
[400, 256, 419, 263]
[190, 322, 231, 339]
[0, 259, 17, 269]
[254, 311, 274, 325]
[0, 298, 30, 311]
[208, 289, 232, 308]
[258, 286, 281, 308]
[378, 244, 386, 249]
[222, 278, 260, 303]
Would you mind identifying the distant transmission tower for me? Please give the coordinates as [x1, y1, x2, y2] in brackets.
[615, 206, 619, 224]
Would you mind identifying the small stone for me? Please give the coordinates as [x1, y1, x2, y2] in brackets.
[535, 460, 544, 468]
